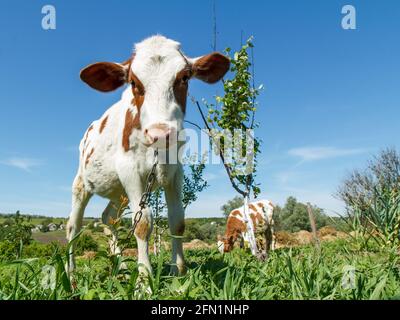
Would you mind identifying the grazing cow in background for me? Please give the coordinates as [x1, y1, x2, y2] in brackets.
[66, 35, 230, 276]
[217, 199, 275, 254]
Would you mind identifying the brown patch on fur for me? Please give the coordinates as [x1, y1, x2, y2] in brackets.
[135, 217, 150, 240]
[122, 109, 138, 152]
[173, 68, 191, 113]
[99, 115, 109, 133]
[231, 209, 242, 217]
[83, 125, 93, 146]
[223, 216, 246, 252]
[85, 148, 94, 168]
[257, 202, 264, 209]
[249, 204, 258, 213]
[249, 213, 258, 227]
[74, 175, 85, 195]
[256, 212, 264, 225]
[128, 69, 145, 108]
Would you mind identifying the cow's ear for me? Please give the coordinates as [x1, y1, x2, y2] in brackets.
[192, 52, 230, 84]
[80, 61, 130, 92]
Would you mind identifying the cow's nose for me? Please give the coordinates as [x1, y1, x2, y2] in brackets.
[144, 123, 171, 147]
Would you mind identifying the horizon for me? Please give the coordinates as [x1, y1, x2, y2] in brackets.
[1, 0, 399, 218]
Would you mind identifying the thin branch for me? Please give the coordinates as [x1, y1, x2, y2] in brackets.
[212, 0, 217, 51]
[250, 44, 256, 129]
[193, 99, 247, 196]
[184, 120, 203, 131]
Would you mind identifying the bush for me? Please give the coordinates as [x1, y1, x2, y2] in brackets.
[22, 241, 63, 258]
[184, 220, 224, 244]
[74, 232, 98, 255]
[0, 212, 33, 255]
[0, 241, 19, 261]
[274, 197, 331, 232]
[337, 148, 400, 246]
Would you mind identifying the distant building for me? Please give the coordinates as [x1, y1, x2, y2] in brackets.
[48, 223, 58, 232]
[31, 227, 41, 233]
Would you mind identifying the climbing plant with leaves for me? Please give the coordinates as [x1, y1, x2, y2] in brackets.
[198, 36, 262, 198]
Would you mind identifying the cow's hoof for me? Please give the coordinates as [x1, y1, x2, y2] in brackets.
[135, 274, 153, 298]
[170, 263, 187, 276]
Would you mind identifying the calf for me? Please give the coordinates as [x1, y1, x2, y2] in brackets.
[217, 199, 276, 254]
[66, 35, 229, 276]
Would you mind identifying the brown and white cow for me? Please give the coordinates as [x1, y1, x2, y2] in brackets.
[217, 199, 275, 254]
[66, 35, 229, 276]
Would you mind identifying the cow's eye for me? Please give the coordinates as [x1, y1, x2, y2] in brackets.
[181, 74, 190, 84]
[130, 81, 136, 88]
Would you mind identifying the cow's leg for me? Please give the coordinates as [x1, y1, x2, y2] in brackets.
[118, 166, 153, 278]
[102, 200, 127, 269]
[164, 168, 185, 275]
[239, 235, 245, 249]
[66, 174, 92, 273]
[134, 206, 153, 275]
[270, 224, 276, 251]
[265, 223, 274, 253]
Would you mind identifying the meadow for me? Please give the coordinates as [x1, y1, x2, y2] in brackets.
[0, 235, 399, 300]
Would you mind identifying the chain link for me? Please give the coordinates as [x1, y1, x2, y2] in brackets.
[125, 148, 159, 242]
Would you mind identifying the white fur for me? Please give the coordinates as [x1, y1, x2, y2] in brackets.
[218, 199, 276, 254]
[66, 36, 200, 276]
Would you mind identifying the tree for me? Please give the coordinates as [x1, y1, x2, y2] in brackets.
[198, 36, 262, 198]
[0, 211, 33, 258]
[336, 148, 400, 246]
[182, 160, 209, 209]
[195, 37, 263, 257]
[337, 148, 400, 211]
[274, 197, 329, 232]
[221, 196, 244, 218]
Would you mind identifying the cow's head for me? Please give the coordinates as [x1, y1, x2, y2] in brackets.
[217, 234, 234, 254]
[80, 35, 230, 149]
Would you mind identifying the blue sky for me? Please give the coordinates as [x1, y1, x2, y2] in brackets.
[0, 0, 399, 218]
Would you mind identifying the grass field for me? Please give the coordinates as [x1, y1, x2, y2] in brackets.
[0, 237, 399, 300]
[32, 230, 68, 245]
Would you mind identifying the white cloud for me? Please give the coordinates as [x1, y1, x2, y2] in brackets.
[1, 157, 43, 172]
[288, 146, 367, 162]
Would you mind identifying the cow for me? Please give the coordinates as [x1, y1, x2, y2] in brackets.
[217, 199, 276, 254]
[66, 35, 230, 277]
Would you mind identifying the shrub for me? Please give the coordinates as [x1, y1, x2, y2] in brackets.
[23, 241, 63, 258]
[337, 148, 400, 246]
[274, 197, 330, 232]
[0, 241, 18, 261]
[75, 232, 98, 255]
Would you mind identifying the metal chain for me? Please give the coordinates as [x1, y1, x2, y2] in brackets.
[125, 148, 159, 242]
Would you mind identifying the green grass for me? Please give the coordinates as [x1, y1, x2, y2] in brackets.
[0, 238, 399, 300]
